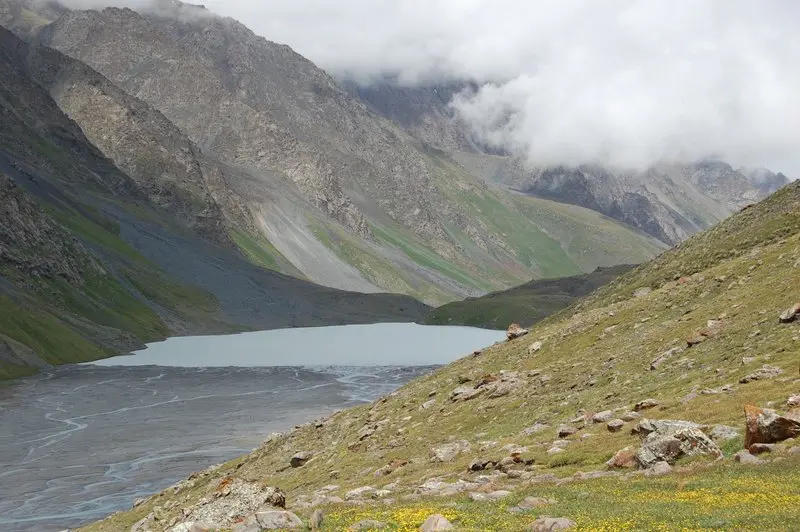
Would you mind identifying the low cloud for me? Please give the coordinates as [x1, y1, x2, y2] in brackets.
[58, 0, 800, 175]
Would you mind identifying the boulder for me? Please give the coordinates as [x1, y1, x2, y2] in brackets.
[632, 419, 703, 438]
[508, 496, 555, 513]
[733, 450, 764, 465]
[788, 395, 800, 407]
[650, 347, 684, 370]
[592, 410, 614, 423]
[431, 440, 470, 462]
[469, 490, 512, 501]
[255, 510, 303, 530]
[621, 411, 641, 422]
[606, 447, 637, 469]
[708, 425, 740, 442]
[633, 399, 660, 411]
[168, 523, 210, 532]
[643, 461, 672, 477]
[420, 514, 453, 531]
[528, 341, 543, 354]
[530, 517, 576, 531]
[778, 303, 800, 323]
[507, 323, 530, 340]
[749, 443, 780, 455]
[557, 425, 577, 438]
[607, 419, 625, 432]
[309, 509, 324, 530]
[468, 458, 497, 472]
[635, 425, 722, 468]
[290, 451, 313, 468]
[344, 486, 379, 500]
[740, 365, 784, 384]
[449, 385, 485, 402]
[521, 423, 549, 435]
[744, 405, 800, 448]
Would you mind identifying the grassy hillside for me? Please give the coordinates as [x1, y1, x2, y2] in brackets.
[83, 185, 800, 531]
[424, 265, 634, 329]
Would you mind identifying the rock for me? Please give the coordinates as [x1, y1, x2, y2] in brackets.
[592, 410, 614, 423]
[232, 522, 261, 532]
[749, 443, 779, 454]
[547, 446, 565, 455]
[530, 517, 577, 531]
[417, 479, 480, 496]
[468, 458, 497, 471]
[290, 451, 313, 468]
[636, 425, 722, 468]
[606, 447, 637, 469]
[607, 419, 625, 432]
[168, 523, 210, 532]
[469, 490, 512, 501]
[650, 347, 684, 370]
[778, 303, 800, 323]
[633, 399, 660, 411]
[743, 405, 800, 448]
[487, 380, 517, 398]
[733, 450, 764, 464]
[557, 425, 577, 438]
[528, 341, 543, 354]
[420, 399, 437, 410]
[307, 509, 324, 530]
[449, 385, 485, 402]
[358, 425, 377, 441]
[522, 423, 549, 436]
[509, 496, 555, 513]
[788, 395, 800, 407]
[621, 411, 641, 422]
[507, 323, 530, 340]
[431, 440, 470, 462]
[345, 486, 379, 500]
[349, 519, 388, 531]
[420, 514, 453, 531]
[634, 287, 652, 298]
[255, 510, 303, 530]
[708, 425, 740, 442]
[632, 419, 703, 438]
[740, 365, 784, 384]
[643, 461, 672, 476]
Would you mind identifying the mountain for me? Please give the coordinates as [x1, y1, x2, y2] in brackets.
[423, 264, 634, 329]
[6, 1, 666, 305]
[345, 79, 790, 245]
[0, 25, 429, 378]
[83, 173, 800, 532]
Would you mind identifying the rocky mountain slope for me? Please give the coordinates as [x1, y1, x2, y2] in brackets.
[348, 79, 789, 245]
[86, 181, 800, 531]
[0, 26, 428, 379]
[423, 264, 634, 329]
[0, 1, 666, 304]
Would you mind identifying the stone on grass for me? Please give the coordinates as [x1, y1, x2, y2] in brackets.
[743, 404, 800, 448]
[349, 519, 388, 531]
[557, 425, 577, 438]
[643, 461, 672, 477]
[507, 323, 530, 340]
[740, 365, 784, 384]
[449, 386, 485, 402]
[469, 490, 512, 502]
[309, 509, 324, 530]
[635, 421, 722, 468]
[528, 341, 543, 354]
[522, 423, 549, 436]
[420, 514, 453, 531]
[788, 395, 800, 407]
[530, 516, 577, 530]
[708, 425, 740, 442]
[778, 303, 800, 323]
[606, 447, 637, 469]
[290, 451, 313, 468]
[733, 450, 764, 465]
[592, 410, 614, 423]
[430, 441, 470, 462]
[255, 510, 303, 530]
[634, 399, 660, 411]
[508, 497, 555, 513]
[749, 443, 779, 455]
[607, 419, 625, 432]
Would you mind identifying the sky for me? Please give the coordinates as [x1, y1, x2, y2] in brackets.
[60, 0, 800, 176]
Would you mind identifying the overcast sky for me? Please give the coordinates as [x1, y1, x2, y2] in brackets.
[62, 0, 800, 176]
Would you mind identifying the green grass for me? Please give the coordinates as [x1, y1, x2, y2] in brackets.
[231, 228, 304, 278]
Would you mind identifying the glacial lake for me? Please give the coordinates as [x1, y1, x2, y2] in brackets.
[0, 323, 504, 531]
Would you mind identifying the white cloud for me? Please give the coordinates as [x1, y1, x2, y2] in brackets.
[59, 0, 800, 175]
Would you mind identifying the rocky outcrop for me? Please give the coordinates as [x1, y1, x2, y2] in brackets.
[633, 419, 722, 468]
[743, 405, 800, 449]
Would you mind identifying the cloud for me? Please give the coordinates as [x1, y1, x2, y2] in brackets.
[57, 0, 800, 175]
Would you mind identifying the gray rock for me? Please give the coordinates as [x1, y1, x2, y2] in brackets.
[420, 514, 453, 531]
[708, 425, 740, 442]
[345, 486, 379, 500]
[636, 426, 722, 467]
[643, 461, 673, 476]
[592, 410, 614, 423]
[632, 419, 703, 438]
[290, 451, 314, 468]
[449, 385, 485, 402]
[507, 324, 529, 340]
[621, 411, 641, 422]
[469, 490, 512, 501]
[530, 516, 577, 530]
[528, 341, 543, 354]
[255, 510, 303, 530]
[634, 399, 660, 411]
[650, 346, 684, 370]
[779, 304, 800, 323]
[508, 496, 555, 513]
[733, 450, 764, 464]
[521, 423, 549, 435]
[788, 395, 800, 407]
[607, 419, 625, 432]
[740, 365, 784, 383]
[430, 440, 470, 462]
[557, 425, 577, 438]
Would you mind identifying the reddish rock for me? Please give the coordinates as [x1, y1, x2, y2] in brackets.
[606, 447, 637, 469]
[778, 303, 800, 323]
[744, 404, 800, 448]
[506, 323, 529, 340]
